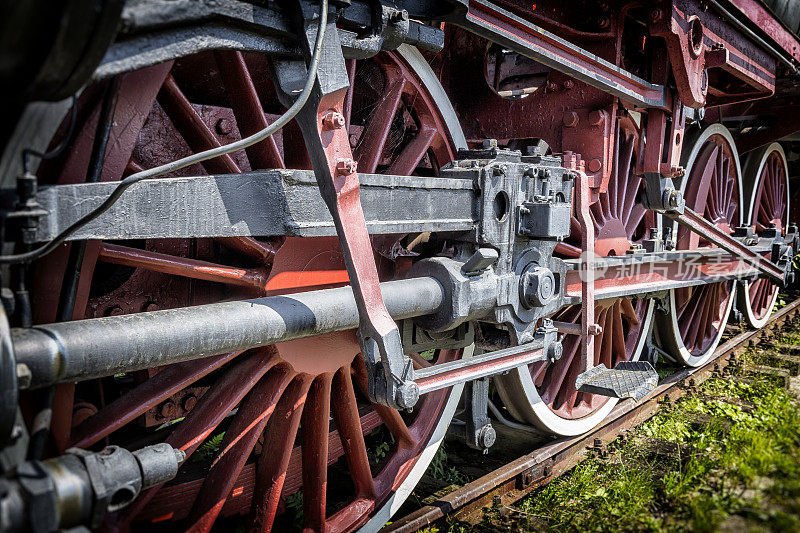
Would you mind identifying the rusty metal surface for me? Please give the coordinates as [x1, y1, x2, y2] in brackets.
[384, 296, 800, 532]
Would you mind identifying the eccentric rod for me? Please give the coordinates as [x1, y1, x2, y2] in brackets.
[13, 277, 445, 389]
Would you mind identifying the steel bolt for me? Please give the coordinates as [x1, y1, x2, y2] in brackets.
[182, 394, 198, 411]
[650, 8, 663, 23]
[160, 400, 178, 419]
[589, 109, 605, 126]
[563, 80, 574, 90]
[106, 306, 124, 316]
[482, 138, 499, 149]
[335, 158, 358, 176]
[322, 111, 345, 130]
[349, 134, 359, 147]
[215, 118, 232, 135]
[396, 382, 419, 410]
[521, 267, 556, 308]
[563, 111, 579, 127]
[144, 302, 159, 313]
[391, 9, 409, 22]
[588, 323, 603, 336]
[588, 158, 602, 173]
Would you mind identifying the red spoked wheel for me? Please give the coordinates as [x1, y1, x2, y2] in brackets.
[494, 117, 656, 436]
[5, 45, 469, 532]
[657, 124, 742, 367]
[738, 142, 790, 328]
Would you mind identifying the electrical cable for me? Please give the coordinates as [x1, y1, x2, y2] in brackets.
[1, 0, 328, 265]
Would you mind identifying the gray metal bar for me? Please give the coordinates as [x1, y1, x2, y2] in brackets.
[30, 170, 476, 243]
[415, 343, 546, 394]
[13, 276, 445, 389]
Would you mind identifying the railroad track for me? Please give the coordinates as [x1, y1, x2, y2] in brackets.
[384, 295, 800, 533]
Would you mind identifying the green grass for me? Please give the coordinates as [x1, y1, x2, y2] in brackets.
[436, 342, 800, 533]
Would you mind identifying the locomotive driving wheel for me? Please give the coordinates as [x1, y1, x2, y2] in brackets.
[3, 45, 469, 532]
[494, 116, 656, 437]
[738, 142, 790, 328]
[657, 124, 743, 367]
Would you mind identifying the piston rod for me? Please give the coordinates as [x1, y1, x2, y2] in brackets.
[13, 277, 445, 389]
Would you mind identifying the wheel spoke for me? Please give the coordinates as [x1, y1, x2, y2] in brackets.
[302, 374, 333, 532]
[354, 76, 406, 173]
[332, 366, 376, 499]
[70, 350, 243, 448]
[214, 51, 285, 170]
[250, 376, 312, 531]
[98, 243, 269, 291]
[158, 74, 241, 175]
[187, 365, 294, 531]
[116, 348, 279, 525]
[387, 125, 437, 176]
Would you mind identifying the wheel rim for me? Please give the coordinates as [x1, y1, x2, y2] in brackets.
[495, 117, 655, 436]
[13, 46, 467, 532]
[660, 124, 742, 367]
[740, 143, 789, 327]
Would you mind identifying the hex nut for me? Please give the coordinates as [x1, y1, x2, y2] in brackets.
[521, 267, 556, 308]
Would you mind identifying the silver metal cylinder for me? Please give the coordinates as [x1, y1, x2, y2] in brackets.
[13, 277, 445, 388]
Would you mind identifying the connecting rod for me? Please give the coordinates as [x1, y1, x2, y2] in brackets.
[12, 277, 445, 389]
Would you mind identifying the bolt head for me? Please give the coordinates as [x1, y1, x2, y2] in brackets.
[650, 8, 663, 23]
[588, 158, 602, 173]
[335, 158, 357, 176]
[521, 267, 556, 308]
[478, 424, 496, 449]
[215, 118, 232, 135]
[563, 111, 579, 127]
[182, 394, 198, 411]
[322, 111, 346, 130]
[589, 110, 605, 126]
[395, 382, 419, 409]
[588, 323, 603, 336]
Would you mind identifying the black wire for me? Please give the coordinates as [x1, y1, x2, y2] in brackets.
[21, 95, 78, 174]
[56, 77, 120, 323]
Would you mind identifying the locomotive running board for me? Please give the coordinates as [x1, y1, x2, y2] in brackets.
[575, 361, 659, 402]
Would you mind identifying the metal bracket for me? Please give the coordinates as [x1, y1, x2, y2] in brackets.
[273, 0, 416, 409]
[451, 377, 496, 453]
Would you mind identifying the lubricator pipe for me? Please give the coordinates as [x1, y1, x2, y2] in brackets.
[13, 277, 445, 389]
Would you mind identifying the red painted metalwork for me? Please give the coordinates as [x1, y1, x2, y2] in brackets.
[650, 7, 708, 108]
[69, 351, 243, 448]
[727, 0, 800, 62]
[746, 146, 789, 321]
[28, 48, 465, 533]
[674, 131, 741, 356]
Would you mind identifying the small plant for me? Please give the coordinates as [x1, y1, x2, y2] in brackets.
[190, 431, 225, 463]
[284, 491, 303, 527]
[428, 446, 467, 485]
[369, 441, 390, 465]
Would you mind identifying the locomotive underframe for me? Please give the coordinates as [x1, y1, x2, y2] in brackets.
[2, 0, 800, 530]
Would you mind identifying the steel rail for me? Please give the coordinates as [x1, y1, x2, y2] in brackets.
[383, 295, 800, 532]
